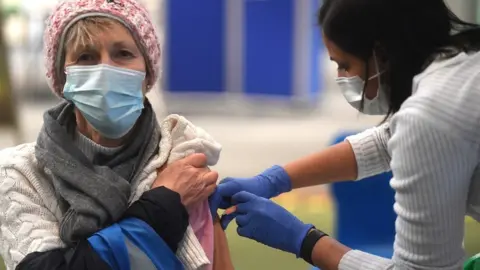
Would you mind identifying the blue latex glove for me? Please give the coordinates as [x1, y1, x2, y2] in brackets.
[209, 165, 292, 219]
[228, 191, 313, 257]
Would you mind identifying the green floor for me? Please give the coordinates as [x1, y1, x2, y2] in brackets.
[225, 209, 480, 270]
[0, 210, 478, 270]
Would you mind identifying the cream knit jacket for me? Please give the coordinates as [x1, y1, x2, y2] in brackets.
[0, 114, 221, 270]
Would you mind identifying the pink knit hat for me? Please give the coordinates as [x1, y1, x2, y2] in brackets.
[44, 0, 161, 96]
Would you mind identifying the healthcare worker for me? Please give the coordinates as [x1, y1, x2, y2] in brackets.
[210, 0, 480, 269]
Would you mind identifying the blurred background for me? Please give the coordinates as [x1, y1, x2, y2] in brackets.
[0, 0, 479, 269]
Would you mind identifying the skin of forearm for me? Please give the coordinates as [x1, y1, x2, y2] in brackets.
[283, 141, 358, 189]
[311, 236, 351, 270]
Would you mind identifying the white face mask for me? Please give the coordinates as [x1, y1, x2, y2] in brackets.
[335, 53, 389, 115]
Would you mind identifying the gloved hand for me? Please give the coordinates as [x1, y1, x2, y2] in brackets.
[229, 191, 313, 257]
[209, 165, 292, 219]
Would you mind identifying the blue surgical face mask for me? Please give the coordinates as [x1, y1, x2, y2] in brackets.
[63, 64, 146, 139]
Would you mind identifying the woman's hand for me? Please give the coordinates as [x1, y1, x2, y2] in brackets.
[209, 165, 292, 217]
[225, 191, 313, 257]
[153, 153, 219, 207]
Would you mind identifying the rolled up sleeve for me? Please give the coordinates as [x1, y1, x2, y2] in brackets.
[346, 122, 392, 180]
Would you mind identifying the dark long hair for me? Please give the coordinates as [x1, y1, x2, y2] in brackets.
[318, 0, 480, 118]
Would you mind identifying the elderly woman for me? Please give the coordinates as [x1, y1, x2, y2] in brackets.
[0, 0, 233, 269]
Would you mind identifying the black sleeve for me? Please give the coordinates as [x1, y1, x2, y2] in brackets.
[123, 186, 189, 252]
[16, 240, 110, 270]
[16, 187, 189, 270]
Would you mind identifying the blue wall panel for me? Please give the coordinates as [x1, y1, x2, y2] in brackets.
[310, 0, 322, 99]
[165, 0, 225, 92]
[244, 0, 294, 96]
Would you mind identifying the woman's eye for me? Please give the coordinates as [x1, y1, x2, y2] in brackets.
[118, 50, 134, 58]
[77, 53, 94, 62]
[337, 65, 348, 71]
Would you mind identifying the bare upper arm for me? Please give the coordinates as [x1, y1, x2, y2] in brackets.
[212, 215, 234, 270]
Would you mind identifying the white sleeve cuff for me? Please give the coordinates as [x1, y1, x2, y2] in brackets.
[176, 226, 210, 269]
[339, 250, 393, 270]
[345, 123, 391, 180]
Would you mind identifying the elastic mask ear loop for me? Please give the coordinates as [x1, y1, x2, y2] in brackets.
[367, 51, 384, 81]
[361, 51, 384, 107]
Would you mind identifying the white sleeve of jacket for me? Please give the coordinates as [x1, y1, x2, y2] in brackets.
[345, 122, 392, 180]
[165, 115, 222, 166]
[0, 160, 65, 270]
[132, 114, 222, 270]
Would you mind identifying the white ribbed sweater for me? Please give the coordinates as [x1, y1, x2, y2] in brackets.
[342, 51, 480, 269]
[0, 114, 222, 270]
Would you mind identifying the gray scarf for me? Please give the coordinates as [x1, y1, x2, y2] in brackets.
[35, 101, 160, 245]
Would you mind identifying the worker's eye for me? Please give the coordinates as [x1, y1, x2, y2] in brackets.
[337, 63, 349, 72]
